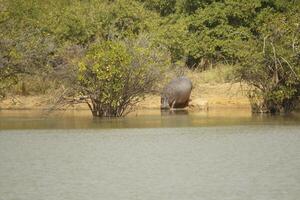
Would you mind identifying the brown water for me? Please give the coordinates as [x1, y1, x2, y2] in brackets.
[0, 108, 300, 129]
[0, 109, 300, 200]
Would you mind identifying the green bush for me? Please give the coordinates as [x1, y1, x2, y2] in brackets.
[234, 10, 300, 113]
[75, 37, 170, 117]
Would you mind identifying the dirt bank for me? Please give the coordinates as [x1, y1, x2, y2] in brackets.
[137, 82, 250, 110]
[0, 83, 250, 111]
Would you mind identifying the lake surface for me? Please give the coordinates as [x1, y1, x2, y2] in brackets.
[0, 109, 300, 200]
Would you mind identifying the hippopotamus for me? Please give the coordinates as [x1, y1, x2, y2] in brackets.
[161, 76, 193, 109]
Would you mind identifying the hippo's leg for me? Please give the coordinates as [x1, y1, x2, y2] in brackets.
[185, 99, 190, 107]
[161, 96, 170, 109]
[171, 100, 176, 109]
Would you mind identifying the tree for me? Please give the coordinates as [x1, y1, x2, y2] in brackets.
[185, 1, 260, 68]
[0, 0, 57, 96]
[137, 0, 177, 16]
[235, 9, 300, 113]
[62, 36, 170, 117]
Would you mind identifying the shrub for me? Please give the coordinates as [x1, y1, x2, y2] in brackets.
[235, 10, 300, 113]
[75, 36, 170, 117]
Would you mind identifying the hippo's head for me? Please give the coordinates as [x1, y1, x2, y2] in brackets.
[161, 96, 170, 109]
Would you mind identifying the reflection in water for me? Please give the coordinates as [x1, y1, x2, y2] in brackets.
[0, 109, 299, 130]
[160, 109, 189, 116]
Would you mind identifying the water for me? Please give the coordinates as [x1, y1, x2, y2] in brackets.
[0, 109, 300, 129]
[0, 109, 300, 200]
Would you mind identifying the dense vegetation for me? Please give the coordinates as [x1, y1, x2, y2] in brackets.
[0, 0, 299, 115]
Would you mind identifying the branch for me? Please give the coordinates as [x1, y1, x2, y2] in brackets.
[263, 35, 268, 54]
[280, 56, 299, 79]
[270, 42, 279, 84]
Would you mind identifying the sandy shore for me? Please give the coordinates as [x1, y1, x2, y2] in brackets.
[0, 83, 250, 111]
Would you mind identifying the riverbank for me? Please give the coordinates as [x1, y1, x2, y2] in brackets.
[0, 82, 250, 111]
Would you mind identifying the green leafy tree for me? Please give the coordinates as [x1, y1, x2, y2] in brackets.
[138, 0, 177, 16]
[176, 0, 213, 15]
[156, 16, 189, 62]
[0, 0, 56, 96]
[74, 37, 170, 117]
[235, 9, 300, 113]
[186, 1, 260, 68]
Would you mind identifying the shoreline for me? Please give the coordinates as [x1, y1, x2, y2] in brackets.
[0, 83, 250, 111]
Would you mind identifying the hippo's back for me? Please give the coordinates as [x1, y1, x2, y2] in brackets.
[163, 77, 192, 106]
[164, 77, 192, 94]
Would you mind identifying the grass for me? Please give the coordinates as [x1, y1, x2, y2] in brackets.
[188, 64, 235, 84]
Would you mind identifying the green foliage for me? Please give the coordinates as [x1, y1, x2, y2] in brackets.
[156, 16, 189, 62]
[235, 9, 300, 113]
[186, 1, 260, 66]
[0, 0, 57, 97]
[0, 0, 160, 100]
[0, 27, 55, 98]
[138, 0, 177, 16]
[33, 0, 159, 44]
[78, 41, 131, 107]
[76, 37, 170, 117]
[1, 0, 300, 114]
[176, 0, 214, 15]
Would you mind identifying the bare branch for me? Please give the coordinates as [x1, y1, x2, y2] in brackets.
[280, 56, 299, 79]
